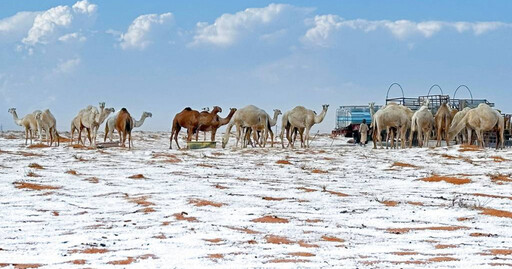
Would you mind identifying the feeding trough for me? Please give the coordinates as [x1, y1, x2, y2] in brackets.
[96, 142, 120, 149]
[187, 141, 216, 149]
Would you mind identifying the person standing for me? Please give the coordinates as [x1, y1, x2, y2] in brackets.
[359, 119, 369, 146]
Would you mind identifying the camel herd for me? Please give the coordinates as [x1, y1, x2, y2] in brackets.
[369, 100, 505, 149]
[6, 100, 505, 150]
[169, 104, 329, 149]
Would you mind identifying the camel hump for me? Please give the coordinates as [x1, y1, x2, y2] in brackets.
[184, 107, 192, 111]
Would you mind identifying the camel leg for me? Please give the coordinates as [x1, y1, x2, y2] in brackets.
[417, 130, 423, 148]
[436, 127, 442, 147]
[128, 132, 132, 149]
[476, 130, 484, 148]
[401, 127, 406, 149]
[175, 127, 182, 149]
[211, 129, 217, 142]
[235, 124, 241, 148]
[270, 129, 274, 147]
[466, 128, 472, 146]
[304, 127, 311, 148]
[25, 128, 28, 145]
[252, 127, 261, 147]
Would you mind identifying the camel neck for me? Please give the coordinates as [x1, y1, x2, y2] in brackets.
[134, 115, 147, 128]
[11, 111, 22, 126]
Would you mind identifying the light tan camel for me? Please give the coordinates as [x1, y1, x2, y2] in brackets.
[8, 108, 38, 145]
[115, 108, 133, 148]
[409, 100, 434, 148]
[222, 105, 269, 148]
[71, 103, 114, 145]
[284, 105, 329, 148]
[434, 103, 453, 147]
[370, 103, 409, 149]
[244, 109, 281, 147]
[448, 103, 504, 149]
[34, 109, 59, 146]
[450, 107, 470, 144]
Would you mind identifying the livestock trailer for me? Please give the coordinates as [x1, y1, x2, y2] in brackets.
[332, 105, 381, 138]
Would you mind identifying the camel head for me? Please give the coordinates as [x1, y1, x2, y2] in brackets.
[8, 108, 16, 114]
[369, 102, 375, 108]
[422, 99, 430, 107]
[322, 104, 329, 111]
[99, 102, 105, 110]
[202, 107, 210, 112]
[143, 112, 153, 118]
[229, 108, 237, 113]
[34, 111, 42, 120]
[273, 109, 282, 116]
[212, 106, 222, 114]
[106, 107, 115, 113]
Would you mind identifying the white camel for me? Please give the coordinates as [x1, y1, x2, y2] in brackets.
[449, 107, 471, 144]
[370, 103, 409, 149]
[409, 100, 434, 148]
[283, 105, 329, 148]
[34, 109, 59, 146]
[104, 111, 152, 142]
[8, 108, 38, 145]
[71, 102, 114, 146]
[222, 105, 270, 148]
[244, 109, 281, 147]
[448, 103, 504, 149]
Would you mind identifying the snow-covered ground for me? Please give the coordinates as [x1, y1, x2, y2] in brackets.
[1, 131, 512, 268]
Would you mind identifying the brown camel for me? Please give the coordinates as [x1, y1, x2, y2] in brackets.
[200, 107, 237, 142]
[115, 108, 133, 149]
[434, 103, 453, 147]
[169, 107, 200, 149]
[197, 106, 222, 141]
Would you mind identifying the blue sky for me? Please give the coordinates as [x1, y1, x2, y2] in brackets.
[1, 1, 511, 132]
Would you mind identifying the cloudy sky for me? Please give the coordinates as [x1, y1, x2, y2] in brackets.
[1, 0, 511, 132]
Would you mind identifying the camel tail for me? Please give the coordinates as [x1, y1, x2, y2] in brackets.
[125, 117, 133, 133]
[448, 112, 469, 141]
[411, 116, 418, 132]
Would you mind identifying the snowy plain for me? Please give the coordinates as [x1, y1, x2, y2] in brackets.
[0, 131, 512, 268]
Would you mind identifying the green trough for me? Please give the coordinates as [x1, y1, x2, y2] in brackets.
[187, 141, 216, 149]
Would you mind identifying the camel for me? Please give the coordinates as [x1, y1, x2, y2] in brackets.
[409, 100, 434, 148]
[282, 105, 328, 148]
[448, 103, 504, 149]
[370, 103, 409, 149]
[244, 109, 281, 147]
[104, 111, 152, 142]
[434, 103, 453, 147]
[116, 108, 133, 148]
[170, 107, 201, 149]
[197, 106, 223, 141]
[199, 108, 237, 142]
[71, 103, 114, 146]
[8, 108, 39, 145]
[34, 109, 59, 146]
[450, 107, 471, 144]
[222, 105, 270, 149]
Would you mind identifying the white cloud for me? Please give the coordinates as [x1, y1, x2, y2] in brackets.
[21, 0, 97, 46]
[72, 0, 97, 16]
[303, 15, 512, 47]
[22, 5, 73, 45]
[0, 11, 39, 43]
[119, 13, 174, 50]
[58, 32, 86, 42]
[191, 3, 308, 47]
[53, 57, 81, 74]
